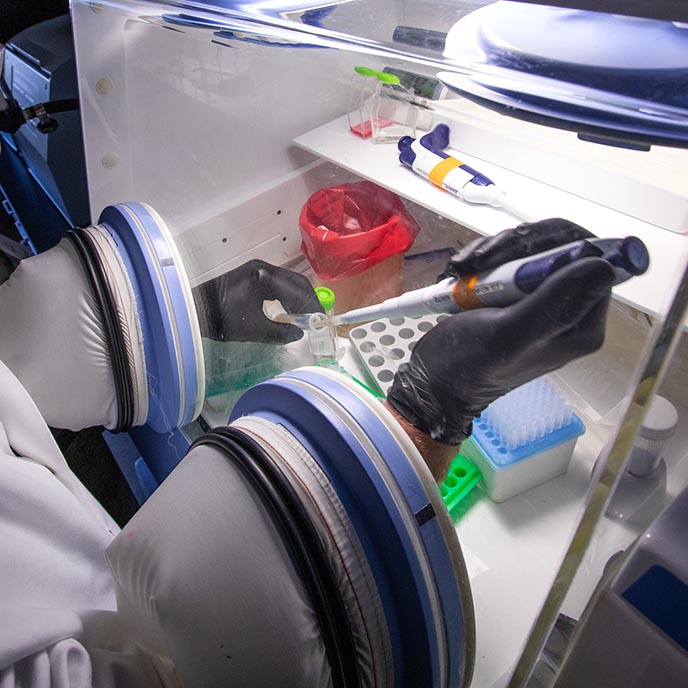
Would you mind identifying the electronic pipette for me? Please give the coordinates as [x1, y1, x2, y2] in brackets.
[326, 236, 649, 327]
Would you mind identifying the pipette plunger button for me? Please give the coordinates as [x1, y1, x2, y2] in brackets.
[621, 236, 650, 275]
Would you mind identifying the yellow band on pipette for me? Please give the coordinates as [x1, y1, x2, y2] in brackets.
[429, 156, 462, 188]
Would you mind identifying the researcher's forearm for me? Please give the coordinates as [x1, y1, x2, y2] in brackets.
[384, 401, 459, 483]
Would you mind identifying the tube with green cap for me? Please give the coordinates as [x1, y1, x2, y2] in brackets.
[270, 287, 338, 362]
[307, 287, 338, 364]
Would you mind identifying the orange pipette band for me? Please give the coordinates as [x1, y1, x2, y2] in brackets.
[452, 275, 482, 310]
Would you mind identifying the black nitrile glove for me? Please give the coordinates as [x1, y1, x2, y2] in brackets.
[193, 259, 323, 343]
[442, 217, 594, 279]
[388, 219, 615, 445]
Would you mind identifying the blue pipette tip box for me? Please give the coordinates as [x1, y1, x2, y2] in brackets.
[461, 378, 585, 502]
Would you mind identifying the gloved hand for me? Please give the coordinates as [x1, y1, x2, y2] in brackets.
[441, 216, 594, 279]
[193, 259, 323, 344]
[388, 219, 616, 446]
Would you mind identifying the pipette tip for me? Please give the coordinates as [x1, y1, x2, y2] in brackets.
[273, 312, 329, 330]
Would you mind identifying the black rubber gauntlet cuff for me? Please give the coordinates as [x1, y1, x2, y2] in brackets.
[192, 281, 224, 340]
[387, 367, 474, 447]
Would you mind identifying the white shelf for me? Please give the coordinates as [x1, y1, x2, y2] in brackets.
[294, 116, 688, 323]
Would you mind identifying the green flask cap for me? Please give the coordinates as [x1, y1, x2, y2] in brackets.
[315, 286, 336, 312]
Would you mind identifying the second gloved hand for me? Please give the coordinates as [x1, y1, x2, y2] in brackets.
[388, 228, 616, 446]
[193, 260, 323, 344]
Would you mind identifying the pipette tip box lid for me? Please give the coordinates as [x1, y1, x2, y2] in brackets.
[461, 377, 585, 503]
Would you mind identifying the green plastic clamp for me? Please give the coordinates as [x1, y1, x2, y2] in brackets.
[354, 65, 401, 84]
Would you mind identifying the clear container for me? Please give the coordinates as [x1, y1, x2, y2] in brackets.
[347, 66, 379, 139]
[348, 66, 418, 143]
[307, 286, 338, 365]
[371, 74, 418, 143]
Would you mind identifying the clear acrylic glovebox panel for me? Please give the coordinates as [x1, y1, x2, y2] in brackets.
[71, 2, 688, 686]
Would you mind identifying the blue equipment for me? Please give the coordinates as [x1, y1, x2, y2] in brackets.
[227, 366, 476, 687]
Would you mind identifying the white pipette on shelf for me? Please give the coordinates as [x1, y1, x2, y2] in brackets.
[398, 123, 537, 221]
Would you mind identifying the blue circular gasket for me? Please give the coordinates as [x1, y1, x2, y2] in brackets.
[99, 203, 201, 432]
[441, 5, 688, 149]
[289, 369, 467, 688]
[439, 72, 688, 150]
[231, 370, 469, 688]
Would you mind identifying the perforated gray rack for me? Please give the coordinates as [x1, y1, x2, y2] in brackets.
[349, 313, 449, 396]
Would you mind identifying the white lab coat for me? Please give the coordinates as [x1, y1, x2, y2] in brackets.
[0, 359, 170, 687]
[0, 352, 336, 688]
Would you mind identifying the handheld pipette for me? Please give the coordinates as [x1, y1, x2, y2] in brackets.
[398, 124, 536, 221]
[326, 236, 649, 327]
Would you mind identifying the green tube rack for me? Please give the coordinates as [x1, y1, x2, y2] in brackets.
[441, 454, 482, 517]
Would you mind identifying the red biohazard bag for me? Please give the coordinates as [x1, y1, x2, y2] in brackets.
[299, 181, 420, 281]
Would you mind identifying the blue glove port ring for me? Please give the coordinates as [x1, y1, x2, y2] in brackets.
[230, 367, 475, 688]
[99, 202, 204, 432]
[439, 5, 688, 148]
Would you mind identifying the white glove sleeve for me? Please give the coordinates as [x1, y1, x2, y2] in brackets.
[0, 227, 147, 431]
